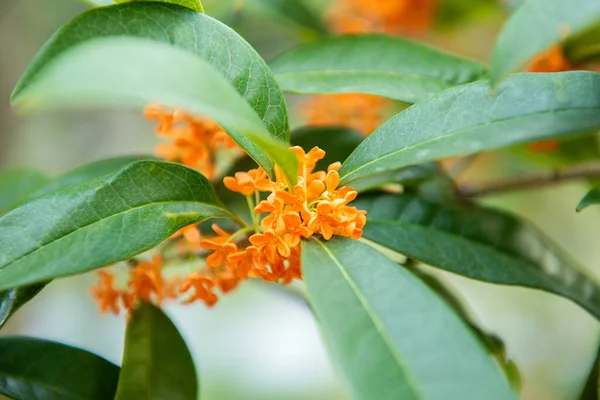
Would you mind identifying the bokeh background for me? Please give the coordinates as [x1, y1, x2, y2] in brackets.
[1, 0, 600, 399]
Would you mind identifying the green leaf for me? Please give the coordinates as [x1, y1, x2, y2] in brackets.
[12, 36, 297, 184]
[0, 160, 232, 292]
[355, 192, 600, 320]
[11, 3, 295, 181]
[0, 337, 120, 399]
[115, 302, 197, 400]
[270, 35, 488, 103]
[577, 187, 600, 212]
[302, 237, 517, 400]
[0, 284, 46, 329]
[490, 0, 600, 83]
[566, 24, 600, 64]
[339, 72, 600, 185]
[115, 0, 204, 12]
[578, 342, 600, 400]
[0, 169, 48, 214]
[28, 155, 152, 200]
[254, 0, 327, 34]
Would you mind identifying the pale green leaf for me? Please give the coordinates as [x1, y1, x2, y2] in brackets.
[0, 160, 232, 291]
[339, 72, 600, 185]
[12, 2, 294, 181]
[490, 0, 600, 83]
[355, 192, 600, 320]
[270, 35, 488, 103]
[12, 36, 297, 184]
[302, 237, 517, 400]
[115, 302, 197, 400]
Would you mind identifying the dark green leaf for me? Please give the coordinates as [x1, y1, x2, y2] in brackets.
[339, 72, 600, 185]
[0, 169, 48, 214]
[115, 0, 204, 12]
[355, 192, 600, 320]
[12, 3, 295, 181]
[578, 343, 600, 400]
[254, 0, 326, 34]
[302, 237, 517, 400]
[270, 35, 488, 103]
[28, 155, 151, 200]
[565, 23, 600, 64]
[0, 160, 232, 291]
[115, 302, 197, 400]
[490, 0, 600, 83]
[0, 337, 119, 399]
[578, 187, 600, 212]
[0, 284, 47, 329]
[12, 37, 297, 184]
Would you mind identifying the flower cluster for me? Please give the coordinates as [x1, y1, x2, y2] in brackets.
[301, 93, 390, 136]
[328, 0, 437, 36]
[91, 256, 179, 315]
[144, 104, 238, 179]
[91, 145, 367, 314]
[301, 0, 437, 135]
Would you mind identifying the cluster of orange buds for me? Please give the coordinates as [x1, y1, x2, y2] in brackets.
[90, 256, 179, 315]
[144, 104, 239, 179]
[91, 146, 367, 313]
[327, 0, 437, 36]
[527, 45, 573, 73]
[301, 93, 390, 136]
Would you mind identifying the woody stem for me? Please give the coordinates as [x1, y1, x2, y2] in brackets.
[456, 161, 600, 197]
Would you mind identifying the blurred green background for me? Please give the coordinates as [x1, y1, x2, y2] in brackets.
[1, 1, 600, 399]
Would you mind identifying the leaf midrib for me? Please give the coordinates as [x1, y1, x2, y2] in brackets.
[340, 106, 600, 184]
[275, 69, 457, 85]
[0, 199, 225, 270]
[313, 238, 427, 400]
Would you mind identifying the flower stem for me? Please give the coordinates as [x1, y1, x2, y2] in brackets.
[246, 194, 259, 230]
[227, 226, 255, 243]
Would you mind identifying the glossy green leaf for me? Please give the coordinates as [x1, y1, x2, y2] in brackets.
[490, 0, 600, 83]
[339, 72, 600, 185]
[270, 35, 488, 103]
[115, 302, 197, 400]
[28, 155, 151, 200]
[0, 337, 119, 399]
[355, 192, 600, 320]
[578, 342, 600, 400]
[0, 169, 48, 214]
[115, 0, 204, 12]
[302, 237, 517, 400]
[12, 2, 295, 181]
[0, 284, 46, 329]
[254, 0, 326, 34]
[0, 160, 232, 292]
[14, 3, 288, 142]
[578, 187, 600, 212]
[12, 36, 297, 184]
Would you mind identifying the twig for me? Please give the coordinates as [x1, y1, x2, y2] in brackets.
[456, 162, 600, 198]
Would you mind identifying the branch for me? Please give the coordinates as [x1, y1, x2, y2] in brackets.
[456, 162, 600, 198]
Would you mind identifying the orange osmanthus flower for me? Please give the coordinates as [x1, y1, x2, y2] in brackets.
[144, 104, 239, 179]
[328, 0, 437, 36]
[301, 93, 390, 136]
[92, 106, 367, 312]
